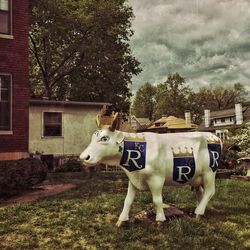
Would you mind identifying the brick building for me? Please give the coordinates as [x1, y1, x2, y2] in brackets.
[0, 0, 29, 160]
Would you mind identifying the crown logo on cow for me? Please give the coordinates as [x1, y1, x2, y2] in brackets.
[125, 134, 145, 142]
[206, 136, 220, 144]
[171, 147, 194, 158]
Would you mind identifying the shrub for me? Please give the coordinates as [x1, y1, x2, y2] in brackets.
[230, 123, 250, 158]
[220, 142, 239, 169]
[55, 158, 82, 172]
[0, 158, 48, 197]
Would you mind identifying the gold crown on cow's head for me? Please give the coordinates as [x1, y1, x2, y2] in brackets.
[206, 136, 220, 144]
[171, 147, 194, 158]
[96, 105, 121, 131]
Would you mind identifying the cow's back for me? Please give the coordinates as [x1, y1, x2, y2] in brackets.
[143, 132, 221, 187]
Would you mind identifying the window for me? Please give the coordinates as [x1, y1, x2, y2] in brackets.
[43, 112, 62, 137]
[0, 74, 11, 131]
[216, 129, 228, 141]
[0, 0, 11, 35]
[221, 118, 225, 123]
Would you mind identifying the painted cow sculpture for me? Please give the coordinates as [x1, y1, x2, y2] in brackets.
[80, 113, 222, 226]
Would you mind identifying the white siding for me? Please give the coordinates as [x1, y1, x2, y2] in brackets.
[29, 105, 100, 156]
[213, 117, 235, 127]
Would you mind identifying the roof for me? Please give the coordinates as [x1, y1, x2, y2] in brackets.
[197, 124, 242, 132]
[211, 107, 247, 119]
[149, 116, 198, 129]
[30, 99, 111, 107]
[153, 116, 169, 124]
[131, 116, 151, 126]
[198, 105, 250, 130]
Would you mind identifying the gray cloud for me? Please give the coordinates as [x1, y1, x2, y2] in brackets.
[129, 0, 250, 94]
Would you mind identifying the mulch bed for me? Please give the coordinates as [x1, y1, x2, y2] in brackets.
[133, 205, 185, 223]
[0, 184, 75, 207]
[230, 175, 250, 181]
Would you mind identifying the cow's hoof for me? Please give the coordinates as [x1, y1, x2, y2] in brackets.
[195, 214, 204, 221]
[156, 221, 164, 226]
[163, 203, 171, 208]
[116, 220, 128, 227]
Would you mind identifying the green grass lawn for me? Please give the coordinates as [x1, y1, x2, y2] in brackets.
[0, 172, 249, 250]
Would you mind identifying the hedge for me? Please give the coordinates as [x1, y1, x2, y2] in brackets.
[54, 158, 83, 172]
[0, 158, 48, 198]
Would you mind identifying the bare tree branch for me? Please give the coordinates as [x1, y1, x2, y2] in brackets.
[29, 34, 52, 98]
[29, 34, 47, 79]
[50, 51, 85, 88]
[48, 25, 94, 79]
[49, 49, 78, 79]
[42, 37, 48, 73]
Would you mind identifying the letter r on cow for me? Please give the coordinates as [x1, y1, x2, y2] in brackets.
[123, 149, 143, 169]
[176, 166, 192, 182]
[211, 151, 219, 169]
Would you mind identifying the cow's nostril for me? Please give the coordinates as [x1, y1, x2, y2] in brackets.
[85, 155, 90, 161]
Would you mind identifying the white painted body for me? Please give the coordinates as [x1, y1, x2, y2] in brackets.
[120, 132, 210, 189]
[80, 128, 222, 225]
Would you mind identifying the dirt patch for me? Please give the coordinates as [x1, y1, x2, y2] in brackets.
[0, 184, 75, 206]
[230, 175, 250, 181]
[133, 204, 185, 223]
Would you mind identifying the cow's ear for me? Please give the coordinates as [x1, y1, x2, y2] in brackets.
[116, 131, 124, 144]
[110, 112, 119, 131]
[96, 114, 101, 128]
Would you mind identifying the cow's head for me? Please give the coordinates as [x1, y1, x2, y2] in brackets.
[80, 113, 124, 166]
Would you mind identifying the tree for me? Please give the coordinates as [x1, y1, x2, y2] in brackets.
[182, 83, 248, 125]
[194, 83, 247, 111]
[132, 82, 156, 120]
[154, 73, 193, 119]
[132, 74, 248, 125]
[187, 83, 248, 124]
[29, 0, 141, 112]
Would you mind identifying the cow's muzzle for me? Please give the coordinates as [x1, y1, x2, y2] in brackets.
[83, 155, 90, 161]
[80, 153, 96, 166]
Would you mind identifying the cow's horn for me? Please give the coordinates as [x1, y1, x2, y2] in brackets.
[110, 112, 119, 131]
[96, 114, 101, 128]
[100, 105, 107, 116]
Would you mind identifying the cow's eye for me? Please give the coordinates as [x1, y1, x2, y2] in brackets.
[100, 136, 110, 142]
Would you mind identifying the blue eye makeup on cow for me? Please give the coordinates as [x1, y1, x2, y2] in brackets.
[100, 135, 110, 142]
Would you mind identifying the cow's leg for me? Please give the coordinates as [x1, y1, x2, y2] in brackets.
[147, 176, 166, 222]
[194, 185, 204, 203]
[195, 173, 215, 218]
[116, 181, 137, 227]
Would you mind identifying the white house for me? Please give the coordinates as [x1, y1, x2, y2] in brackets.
[29, 99, 110, 157]
[199, 103, 250, 140]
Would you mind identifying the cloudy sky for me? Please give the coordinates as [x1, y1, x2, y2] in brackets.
[128, 0, 250, 94]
